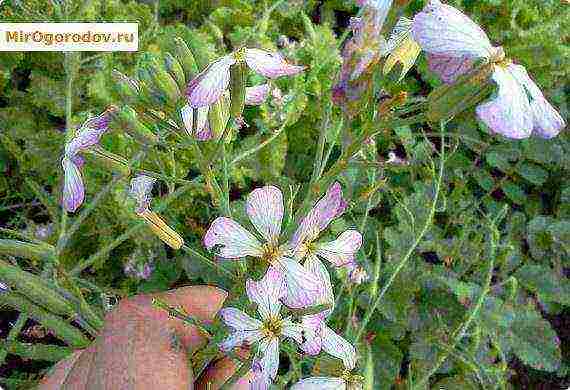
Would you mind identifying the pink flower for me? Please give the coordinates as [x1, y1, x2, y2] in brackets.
[180, 104, 213, 141]
[219, 268, 311, 389]
[62, 108, 114, 212]
[203, 186, 321, 308]
[245, 84, 271, 106]
[186, 48, 304, 108]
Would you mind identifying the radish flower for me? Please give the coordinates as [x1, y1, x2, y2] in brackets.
[219, 268, 310, 389]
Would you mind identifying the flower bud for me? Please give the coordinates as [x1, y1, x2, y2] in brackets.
[164, 52, 186, 90]
[138, 210, 184, 250]
[208, 93, 231, 140]
[111, 106, 159, 145]
[427, 63, 495, 123]
[141, 55, 181, 107]
[172, 37, 199, 81]
[111, 69, 141, 105]
[229, 61, 247, 118]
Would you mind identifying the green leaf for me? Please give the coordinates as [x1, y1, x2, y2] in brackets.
[507, 306, 561, 372]
[517, 162, 549, 186]
[501, 182, 526, 205]
[515, 264, 570, 306]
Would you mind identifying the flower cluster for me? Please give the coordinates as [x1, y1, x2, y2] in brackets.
[205, 183, 363, 388]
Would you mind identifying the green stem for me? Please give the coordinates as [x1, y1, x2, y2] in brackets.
[180, 244, 234, 278]
[230, 121, 287, 166]
[353, 119, 443, 344]
[413, 226, 498, 389]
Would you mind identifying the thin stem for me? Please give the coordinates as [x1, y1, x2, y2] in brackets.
[230, 122, 287, 166]
[310, 104, 331, 184]
[413, 225, 498, 389]
[353, 120, 444, 344]
[180, 245, 233, 278]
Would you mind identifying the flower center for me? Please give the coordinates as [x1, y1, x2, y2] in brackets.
[233, 47, 247, 63]
[262, 243, 282, 265]
[261, 317, 282, 338]
[342, 370, 364, 388]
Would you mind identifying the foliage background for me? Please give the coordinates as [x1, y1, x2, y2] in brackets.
[0, 0, 568, 388]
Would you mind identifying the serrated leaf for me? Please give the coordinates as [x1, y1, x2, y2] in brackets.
[515, 264, 570, 306]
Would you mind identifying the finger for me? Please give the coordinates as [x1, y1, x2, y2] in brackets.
[195, 349, 254, 390]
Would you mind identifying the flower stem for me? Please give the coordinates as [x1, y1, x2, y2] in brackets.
[353, 118, 443, 344]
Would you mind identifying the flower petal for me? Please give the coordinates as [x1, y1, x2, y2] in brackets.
[203, 217, 263, 259]
[219, 307, 263, 331]
[507, 64, 565, 139]
[321, 325, 357, 370]
[186, 55, 236, 108]
[245, 48, 305, 78]
[304, 254, 334, 317]
[246, 266, 286, 319]
[129, 175, 156, 214]
[300, 316, 324, 355]
[62, 157, 85, 213]
[426, 53, 474, 84]
[245, 84, 270, 105]
[246, 186, 284, 244]
[315, 230, 363, 267]
[278, 257, 321, 309]
[65, 128, 104, 157]
[476, 65, 534, 139]
[254, 337, 280, 381]
[291, 182, 348, 250]
[291, 377, 346, 390]
[219, 329, 263, 351]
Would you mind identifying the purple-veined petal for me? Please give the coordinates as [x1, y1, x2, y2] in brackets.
[220, 307, 263, 331]
[65, 128, 104, 157]
[291, 182, 348, 250]
[246, 266, 286, 320]
[300, 315, 324, 355]
[254, 337, 280, 382]
[321, 325, 357, 370]
[507, 64, 565, 138]
[186, 55, 236, 108]
[304, 254, 334, 317]
[203, 217, 263, 259]
[315, 230, 363, 267]
[62, 156, 85, 213]
[246, 186, 284, 245]
[278, 257, 321, 309]
[129, 175, 156, 214]
[476, 65, 534, 139]
[427, 53, 475, 84]
[245, 84, 271, 106]
[245, 48, 305, 78]
[219, 329, 264, 351]
[250, 370, 271, 390]
[291, 377, 346, 390]
[281, 318, 305, 344]
[411, 0, 493, 59]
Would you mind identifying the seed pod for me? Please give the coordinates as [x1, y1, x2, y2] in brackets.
[138, 210, 184, 250]
[172, 37, 199, 81]
[148, 56, 181, 105]
[111, 69, 141, 105]
[427, 63, 495, 124]
[164, 52, 186, 90]
[185, 33, 212, 70]
[136, 66, 168, 108]
[0, 293, 90, 348]
[111, 106, 159, 145]
[208, 93, 230, 140]
[229, 62, 247, 119]
[0, 239, 54, 261]
[85, 145, 131, 176]
[0, 259, 76, 317]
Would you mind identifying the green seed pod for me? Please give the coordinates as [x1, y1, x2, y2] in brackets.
[148, 57, 181, 105]
[172, 37, 199, 81]
[208, 93, 230, 140]
[111, 106, 159, 145]
[0, 293, 90, 348]
[230, 62, 247, 118]
[0, 259, 76, 317]
[164, 52, 186, 90]
[136, 66, 168, 108]
[185, 32, 213, 70]
[0, 239, 54, 261]
[111, 69, 141, 105]
[427, 63, 495, 124]
[85, 145, 131, 176]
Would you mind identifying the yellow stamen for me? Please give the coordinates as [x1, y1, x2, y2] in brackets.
[261, 317, 282, 338]
[139, 210, 184, 250]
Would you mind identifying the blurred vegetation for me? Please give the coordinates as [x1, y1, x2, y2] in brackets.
[0, 0, 568, 388]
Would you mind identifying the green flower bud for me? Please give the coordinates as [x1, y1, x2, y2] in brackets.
[111, 69, 141, 105]
[139, 55, 181, 107]
[209, 93, 230, 140]
[164, 52, 186, 90]
[172, 37, 199, 81]
[427, 63, 495, 124]
[0, 239, 54, 261]
[111, 106, 159, 145]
